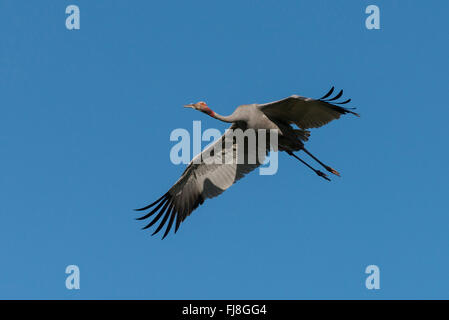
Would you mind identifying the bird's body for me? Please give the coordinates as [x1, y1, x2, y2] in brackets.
[136, 87, 359, 238]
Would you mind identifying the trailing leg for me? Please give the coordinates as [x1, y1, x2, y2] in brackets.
[286, 151, 331, 181]
[301, 147, 340, 177]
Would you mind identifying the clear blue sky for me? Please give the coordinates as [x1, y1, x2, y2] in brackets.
[1, 0, 448, 299]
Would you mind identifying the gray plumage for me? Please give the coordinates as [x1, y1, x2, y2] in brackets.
[135, 87, 359, 239]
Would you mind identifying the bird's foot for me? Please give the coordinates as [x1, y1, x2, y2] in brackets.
[316, 170, 331, 181]
[326, 166, 340, 177]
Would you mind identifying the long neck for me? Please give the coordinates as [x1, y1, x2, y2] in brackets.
[212, 112, 239, 123]
[203, 107, 239, 123]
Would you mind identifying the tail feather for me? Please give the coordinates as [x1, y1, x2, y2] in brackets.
[293, 129, 310, 142]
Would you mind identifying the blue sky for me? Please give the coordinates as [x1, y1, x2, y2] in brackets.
[1, 0, 448, 299]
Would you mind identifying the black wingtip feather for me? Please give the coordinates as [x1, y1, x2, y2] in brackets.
[161, 207, 177, 239]
[318, 86, 335, 100]
[324, 89, 343, 102]
[136, 193, 205, 238]
[135, 197, 168, 221]
[151, 203, 174, 236]
[174, 214, 182, 234]
[174, 207, 186, 234]
[317, 87, 359, 117]
[142, 200, 170, 230]
[329, 104, 360, 117]
[335, 98, 351, 105]
[134, 192, 169, 211]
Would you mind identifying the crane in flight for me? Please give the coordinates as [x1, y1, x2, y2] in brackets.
[135, 87, 359, 239]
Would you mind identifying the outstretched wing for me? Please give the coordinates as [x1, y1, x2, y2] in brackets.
[258, 87, 359, 129]
[135, 123, 267, 239]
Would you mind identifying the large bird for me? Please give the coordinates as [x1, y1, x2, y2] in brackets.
[135, 87, 359, 239]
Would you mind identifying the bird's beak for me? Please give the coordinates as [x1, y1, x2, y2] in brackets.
[184, 104, 194, 109]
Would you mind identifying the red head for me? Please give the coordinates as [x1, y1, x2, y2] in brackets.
[184, 101, 215, 117]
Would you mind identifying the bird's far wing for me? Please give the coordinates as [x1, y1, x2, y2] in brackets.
[257, 87, 359, 129]
[135, 123, 266, 239]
